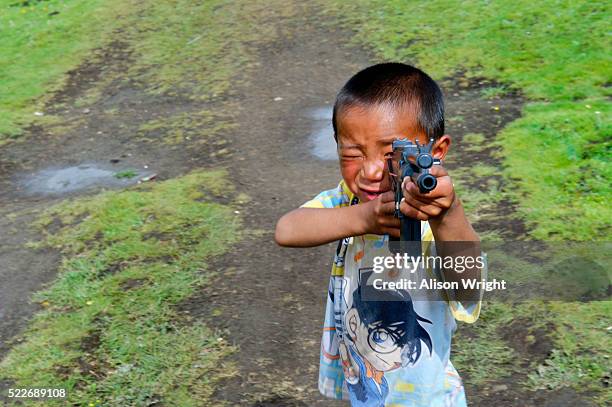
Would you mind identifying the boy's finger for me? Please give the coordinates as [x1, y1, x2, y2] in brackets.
[383, 226, 401, 238]
[381, 201, 397, 215]
[427, 165, 448, 178]
[380, 216, 401, 228]
[380, 191, 396, 203]
[403, 177, 452, 199]
[403, 194, 445, 216]
[406, 189, 454, 208]
[398, 200, 429, 221]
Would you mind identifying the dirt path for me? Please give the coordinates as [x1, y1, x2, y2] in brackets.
[0, 2, 587, 406]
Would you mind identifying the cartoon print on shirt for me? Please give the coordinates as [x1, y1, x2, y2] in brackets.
[322, 275, 349, 363]
[338, 268, 433, 407]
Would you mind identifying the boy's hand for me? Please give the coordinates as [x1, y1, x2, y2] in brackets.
[361, 191, 401, 237]
[399, 165, 456, 221]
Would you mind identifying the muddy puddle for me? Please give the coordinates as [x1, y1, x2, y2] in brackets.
[308, 106, 337, 160]
[19, 164, 154, 196]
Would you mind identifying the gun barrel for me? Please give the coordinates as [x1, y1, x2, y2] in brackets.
[414, 173, 437, 193]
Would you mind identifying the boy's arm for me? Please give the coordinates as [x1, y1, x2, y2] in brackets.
[429, 197, 482, 300]
[275, 206, 366, 247]
[400, 166, 481, 302]
[275, 192, 400, 248]
[428, 197, 479, 242]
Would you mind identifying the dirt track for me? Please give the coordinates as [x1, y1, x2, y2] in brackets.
[1, 2, 590, 406]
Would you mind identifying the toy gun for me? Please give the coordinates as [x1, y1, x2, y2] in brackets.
[387, 138, 440, 255]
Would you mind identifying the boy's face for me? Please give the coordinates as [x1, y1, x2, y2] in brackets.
[335, 103, 446, 202]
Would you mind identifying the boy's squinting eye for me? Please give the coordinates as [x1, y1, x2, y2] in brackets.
[340, 153, 364, 160]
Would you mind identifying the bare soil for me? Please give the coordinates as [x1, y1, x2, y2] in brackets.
[0, 2, 596, 406]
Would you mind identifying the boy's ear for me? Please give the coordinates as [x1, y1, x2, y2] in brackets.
[432, 135, 451, 160]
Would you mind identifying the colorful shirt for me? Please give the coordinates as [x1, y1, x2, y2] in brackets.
[302, 181, 482, 407]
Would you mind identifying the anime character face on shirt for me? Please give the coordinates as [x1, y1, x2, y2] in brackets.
[346, 309, 405, 371]
[345, 271, 433, 373]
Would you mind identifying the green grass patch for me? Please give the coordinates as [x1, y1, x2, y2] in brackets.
[471, 163, 499, 178]
[0, 0, 135, 143]
[113, 170, 138, 179]
[528, 301, 612, 405]
[321, 0, 609, 101]
[0, 170, 241, 406]
[452, 303, 518, 385]
[481, 86, 511, 99]
[123, 0, 276, 99]
[461, 132, 488, 152]
[451, 241, 610, 401]
[1, 1, 286, 402]
[500, 100, 611, 240]
[450, 166, 504, 225]
[461, 133, 486, 145]
[454, 300, 611, 404]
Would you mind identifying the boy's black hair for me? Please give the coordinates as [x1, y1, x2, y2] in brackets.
[351, 271, 433, 364]
[332, 62, 444, 140]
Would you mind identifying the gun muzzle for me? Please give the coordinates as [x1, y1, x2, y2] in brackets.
[415, 173, 437, 193]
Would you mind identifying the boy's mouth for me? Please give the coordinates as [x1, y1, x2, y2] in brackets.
[360, 188, 386, 201]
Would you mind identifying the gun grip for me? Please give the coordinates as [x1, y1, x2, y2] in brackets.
[389, 216, 422, 257]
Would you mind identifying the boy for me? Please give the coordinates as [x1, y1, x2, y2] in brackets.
[275, 63, 482, 406]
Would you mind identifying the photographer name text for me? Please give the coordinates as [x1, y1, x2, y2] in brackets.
[372, 277, 506, 292]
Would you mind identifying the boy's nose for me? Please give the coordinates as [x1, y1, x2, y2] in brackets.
[361, 159, 385, 181]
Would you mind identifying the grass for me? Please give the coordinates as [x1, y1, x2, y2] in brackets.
[122, 0, 268, 99]
[0, 170, 241, 406]
[319, 0, 611, 402]
[500, 100, 610, 240]
[0, 0, 135, 143]
[528, 301, 611, 398]
[480, 86, 510, 99]
[113, 170, 138, 179]
[461, 133, 488, 152]
[452, 302, 518, 385]
[453, 300, 612, 405]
